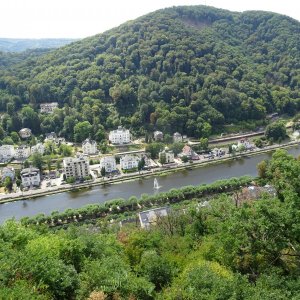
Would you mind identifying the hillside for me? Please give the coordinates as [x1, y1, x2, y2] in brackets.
[0, 5, 299, 141]
[0, 38, 76, 52]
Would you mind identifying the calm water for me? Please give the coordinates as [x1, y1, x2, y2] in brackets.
[1, 147, 299, 223]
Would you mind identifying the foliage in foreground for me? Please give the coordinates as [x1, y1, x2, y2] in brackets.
[0, 149, 300, 299]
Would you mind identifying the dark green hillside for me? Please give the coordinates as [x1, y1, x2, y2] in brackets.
[0, 6, 299, 140]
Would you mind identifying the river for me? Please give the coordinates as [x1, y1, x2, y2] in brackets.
[0, 146, 299, 223]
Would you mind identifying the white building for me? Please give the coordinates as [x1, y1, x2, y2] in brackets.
[1, 167, 15, 181]
[120, 155, 140, 170]
[138, 207, 170, 229]
[159, 148, 175, 163]
[109, 126, 131, 144]
[31, 143, 45, 155]
[19, 128, 32, 139]
[237, 139, 254, 150]
[40, 102, 58, 114]
[44, 132, 66, 145]
[63, 156, 90, 180]
[100, 156, 117, 173]
[211, 148, 225, 157]
[21, 167, 40, 187]
[173, 132, 183, 143]
[154, 131, 164, 141]
[0, 145, 15, 160]
[82, 138, 97, 155]
[14, 145, 31, 160]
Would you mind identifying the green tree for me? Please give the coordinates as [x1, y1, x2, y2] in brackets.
[181, 155, 189, 163]
[138, 157, 145, 173]
[58, 144, 72, 157]
[159, 152, 166, 165]
[199, 137, 209, 151]
[257, 160, 268, 179]
[3, 177, 13, 192]
[138, 250, 172, 290]
[74, 121, 93, 143]
[66, 176, 75, 184]
[32, 153, 43, 171]
[10, 131, 20, 144]
[145, 142, 164, 159]
[265, 121, 287, 142]
[100, 167, 106, 177]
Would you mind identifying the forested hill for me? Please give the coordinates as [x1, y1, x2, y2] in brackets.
[0, 6, 299, 140]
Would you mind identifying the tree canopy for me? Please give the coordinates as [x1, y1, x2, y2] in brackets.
[0, 6, 298, 141]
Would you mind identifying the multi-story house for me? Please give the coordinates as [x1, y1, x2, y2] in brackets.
[109, 126, 131, 144]
[14, 145, 31, 160]
[179, 145, 199, 160]
[63, 156, 90, 180]
[0, 145, 15, 160]
[44, 132, 66, 145]
[31, 143, 45, 155]
[82, 138, 97, 155]
[159, 148, 175, 163]
[100, 156, 117, 173]
[120, 155, 140, 170]
[21, 167, 40, 187]
[1, 167, 15, 181]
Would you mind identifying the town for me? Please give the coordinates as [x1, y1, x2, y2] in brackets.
[0, 106, 298, 200]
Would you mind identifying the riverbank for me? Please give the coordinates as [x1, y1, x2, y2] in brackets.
[0, 141, 299, 204]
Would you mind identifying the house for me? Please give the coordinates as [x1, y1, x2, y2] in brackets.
[237, 139, 254, 151]
[237, 184, 277, 205]
[1, 167, 15, 181]
[40, 102, 58, 114]
[159, 148, 175, 163]
[120, 155, 140, 170]
[109, 126, 131, 144]
[44, 132, 66, 145]
[21, 167, 40, 187]
[14, 145, 31, 160]
[0, 145, 15, 160]
[100, 156, 117, 173]
[45, 132, 57, 141]
[19, 128, 32, 139]
[138, 207, 170, 229]
[179, 145, 199, 160]
[63, 156, 90, 180]
[173, 132, 183, 143]
[31, 143, 45, 155]
[153, 131, 164, 141]
[82, 138, 97, 155]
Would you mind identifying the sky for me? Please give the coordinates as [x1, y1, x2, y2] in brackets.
[1, 0, 300, 39]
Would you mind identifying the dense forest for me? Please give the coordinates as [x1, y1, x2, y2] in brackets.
[0, 5, 299, 142]
[0, 149, 300, 299]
